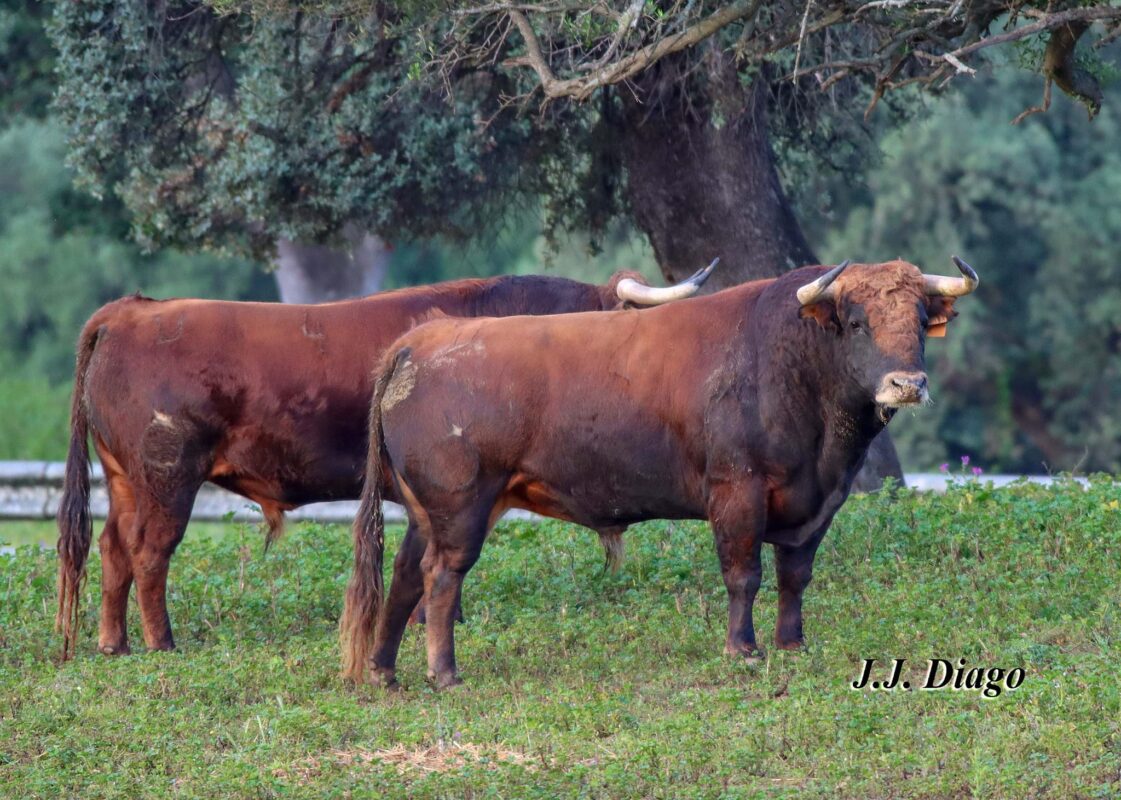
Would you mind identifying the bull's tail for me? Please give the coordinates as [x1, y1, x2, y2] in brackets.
[339, 349, 406, 682]
[598, 529, 626, 573]
[261, 504, 286, 553]
[56, 322, 100, 661]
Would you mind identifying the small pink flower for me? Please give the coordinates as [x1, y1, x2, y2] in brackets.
[961, 455, 970, 466]
[939, 463, 949, 473]
[972, 466, 982, 477]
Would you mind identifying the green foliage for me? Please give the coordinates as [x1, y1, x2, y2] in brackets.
[1, 483, 1119, 796]
[386, 216, 657, 290]
[0, 377, 70, 460]
[0, 0, 54, 122]
[819, 60, 1121, 473]
[0, 117, 271, 385]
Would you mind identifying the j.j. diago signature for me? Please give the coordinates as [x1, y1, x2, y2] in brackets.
[852, 658, 1025, 698]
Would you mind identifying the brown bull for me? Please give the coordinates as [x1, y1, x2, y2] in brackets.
[56, 264, 716, 659]
[342, 258, 978, 687]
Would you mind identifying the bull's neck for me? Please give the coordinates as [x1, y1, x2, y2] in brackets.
[762, 312, 886, 456]
[471, 275, 607, 317]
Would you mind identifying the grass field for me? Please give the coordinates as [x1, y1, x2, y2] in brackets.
[1, 481, 1119, 798]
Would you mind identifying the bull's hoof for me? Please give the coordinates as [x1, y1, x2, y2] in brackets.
[428, 670, 464, 691]
[98, 643, 131, 656]
[724, 643, 765, 664]
[774, 639, 805, 651]
[370, 668, 400, 691]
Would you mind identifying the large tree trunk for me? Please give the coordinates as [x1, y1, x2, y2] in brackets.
[617, 55, 902, 492]
[620, 68, 814, 289]
[273, 224, 392, 304]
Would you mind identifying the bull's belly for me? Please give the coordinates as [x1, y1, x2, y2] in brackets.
[208, 472, 361, 508]
[502, 472, 701, 529]
[209, 439, 368, 508]
[509, 424, 702, 522]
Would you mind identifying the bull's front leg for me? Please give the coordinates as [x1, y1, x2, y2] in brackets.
[773, 530, 826, 650]
[707, 479, 765, 661]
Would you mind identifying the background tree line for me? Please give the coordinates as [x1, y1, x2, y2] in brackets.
[1, 0, 1119, 476]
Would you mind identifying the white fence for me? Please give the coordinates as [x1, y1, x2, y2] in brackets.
[0, 460, 388, 524]
[0, 461, 1082, 526]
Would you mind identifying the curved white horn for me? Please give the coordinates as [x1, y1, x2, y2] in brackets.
[924, 256, 979, 297]
[796, 260, 851, 306]
[616, 258, 720, 305]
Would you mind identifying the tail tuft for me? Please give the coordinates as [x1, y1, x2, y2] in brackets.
[262, 504, 286, 553]
[598, 528, 626, 573]
[56, 323, 100, 661]
[339, 348, 408, 682]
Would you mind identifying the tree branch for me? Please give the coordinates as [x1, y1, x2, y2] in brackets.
[446, 0, 1121, 117]
[945, 5, 1121, 62]
[505, 0, 762, 102]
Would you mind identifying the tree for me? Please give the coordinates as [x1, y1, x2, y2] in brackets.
[822, 58, 1121, 473]
[0, 118, 270, 384]
[50, 1, 1121, 483]
[0, 0, 55, 123]
[50, 0, 1121, 275]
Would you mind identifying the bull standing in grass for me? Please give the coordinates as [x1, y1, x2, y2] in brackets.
[341, 258, 978, 687]
[55, 265, 716, 659]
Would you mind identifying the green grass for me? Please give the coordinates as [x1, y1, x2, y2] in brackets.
[1, 482, 1119, 798]
[0, 521, 57, 549]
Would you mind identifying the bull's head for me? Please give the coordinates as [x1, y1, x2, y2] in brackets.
[796, 257, 978, 417]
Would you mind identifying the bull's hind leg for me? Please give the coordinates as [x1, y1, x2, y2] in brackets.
[97, 476, 138, 655]
[130, 488, 198, 651]
[370, 522, 428, 687]
[97, 513, 132, 655]
[407, 591, 467, 626]
[130, 411, 212, 651]
[422, 499, 496, 690]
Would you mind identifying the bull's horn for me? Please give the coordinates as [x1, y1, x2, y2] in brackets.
[924, 256, 979, 297]
[616, 258, 720, 305]
[796, 260, 851, 306]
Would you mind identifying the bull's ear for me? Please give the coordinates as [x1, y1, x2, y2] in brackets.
[800, 301, 840, 333]
[926, 296, 958, 338]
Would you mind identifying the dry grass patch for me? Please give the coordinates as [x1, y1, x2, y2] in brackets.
[277, 740, 537, 781]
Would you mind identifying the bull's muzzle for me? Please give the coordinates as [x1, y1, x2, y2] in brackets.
[876, 371, 929, 407]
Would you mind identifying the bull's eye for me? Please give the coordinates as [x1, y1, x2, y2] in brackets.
[849, 320, 863, 332]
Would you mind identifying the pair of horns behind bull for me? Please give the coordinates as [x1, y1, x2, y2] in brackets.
[614, 255, 978, 306]
[615, 258, 720, 305]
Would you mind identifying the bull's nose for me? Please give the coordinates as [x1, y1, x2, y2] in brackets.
[877, 371, 930, 407]
[890, 373, 927, 392]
